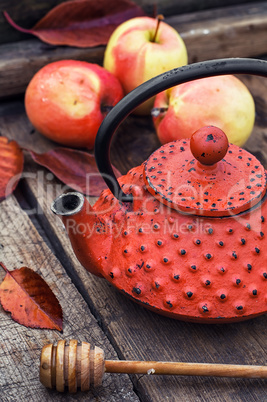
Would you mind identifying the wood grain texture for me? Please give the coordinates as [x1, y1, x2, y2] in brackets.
[0, 75, 266, 400]
[0, 196, 139, 400]
[1, 2, 267, 99]
[105, 359, 267, 378]
[0, 40, 104, 99]
[0, 0, 263, 44]
[170, 2, 267, 63]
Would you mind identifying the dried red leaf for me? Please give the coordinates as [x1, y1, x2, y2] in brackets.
[28, 147, 121, 196]
[3, 0, 145, 47]
[0, 137, 24, 202]
[0, 262, 63, 331]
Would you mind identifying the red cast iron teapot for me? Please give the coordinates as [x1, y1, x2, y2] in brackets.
[52, 58, 267, 323]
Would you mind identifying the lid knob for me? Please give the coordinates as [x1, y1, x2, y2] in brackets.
[190, 126, 229, 166]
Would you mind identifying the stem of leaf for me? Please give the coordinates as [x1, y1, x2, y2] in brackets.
[151, 106, 168, 117]
[151, 15, 164, 43]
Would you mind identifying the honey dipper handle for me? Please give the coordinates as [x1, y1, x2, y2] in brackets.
[40, 341, 267, 393]
[105, 360, 267, 379]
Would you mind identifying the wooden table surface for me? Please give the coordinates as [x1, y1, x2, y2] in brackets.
[0, 3, 267, 401]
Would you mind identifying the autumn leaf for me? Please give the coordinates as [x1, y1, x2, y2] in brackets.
[0, 262, 63, 331]
[0, 137, 24, 202]
[3, 0, 145, 47]
[28, 147, 121, 196]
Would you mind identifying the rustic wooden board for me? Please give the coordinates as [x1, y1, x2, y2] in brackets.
[1, 2, 267, 99]
[171, 2, 267, 63]
[0, 74, 266, 400]
[0, 196, 139, 400]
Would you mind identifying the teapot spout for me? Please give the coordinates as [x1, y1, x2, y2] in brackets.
[51, 192, 85, 217]
[51, 192, 107, 277]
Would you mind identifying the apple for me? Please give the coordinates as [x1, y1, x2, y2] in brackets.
[25, 60, 124, 149]
[103, 16, 188, 115]
[153, 75, 255, 147]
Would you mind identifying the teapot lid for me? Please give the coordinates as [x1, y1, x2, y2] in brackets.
[144, 126, 267, 217]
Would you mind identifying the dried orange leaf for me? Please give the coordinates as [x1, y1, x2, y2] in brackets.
[0, 262, 63, 331]
[3, 0, 145, 47]
[28, 147, 121, 196]
[0, 137, 24, 201]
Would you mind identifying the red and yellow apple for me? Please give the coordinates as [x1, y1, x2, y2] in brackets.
[25, 60, 124, 149]
[153, 75, 255, 146]
[103, 16, 188, 115]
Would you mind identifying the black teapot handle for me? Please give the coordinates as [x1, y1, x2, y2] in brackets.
[95, 58, 267, 202]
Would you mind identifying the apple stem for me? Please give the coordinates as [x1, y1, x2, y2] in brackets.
[101, 105, 113, 114]
[151, 14, 164, 43]
[151, 107, 168, 117]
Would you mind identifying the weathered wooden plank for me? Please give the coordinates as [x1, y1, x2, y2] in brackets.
[1, 2, 267, 99]
[0, 0, 262, 44]
[0, 195, 139, 400]
[0, 75, 266, 400]
[170, 2, 267, 63]
[0, 40, 104, 100]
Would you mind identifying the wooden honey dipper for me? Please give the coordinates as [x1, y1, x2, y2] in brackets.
[40, 339, 267, 393]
